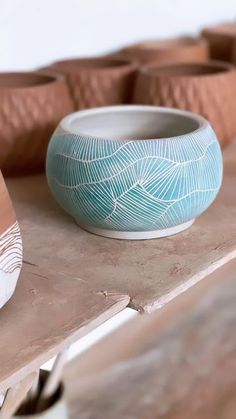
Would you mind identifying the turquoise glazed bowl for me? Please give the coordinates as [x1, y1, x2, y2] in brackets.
[46, 105, 223, 240]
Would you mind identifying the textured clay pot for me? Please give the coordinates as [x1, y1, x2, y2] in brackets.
[202, 23, 236, 61]
[15, 370, 68, 418]
[51, 57, 137, 110]
[133, 61, 236, 147]
[116, 37, 209, 64]
[46, 105, 223, 240]
[0, 72, 74, 175]
[229, 37, 236, 65]
[0, 171, 22, 308]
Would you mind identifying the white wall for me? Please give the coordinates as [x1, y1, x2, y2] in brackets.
[0, 0, 236, 71]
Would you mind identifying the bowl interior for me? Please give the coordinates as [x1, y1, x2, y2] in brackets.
[0, 73, 56, 88]
[66, 108, 201, 140]
[146, 62, 231, 77]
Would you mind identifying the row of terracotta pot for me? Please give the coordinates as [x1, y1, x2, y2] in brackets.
[114, 22, 236, 65]
[134, 60, 236, 147]
[0, 61, 138, 175]
[1, 27, 236, 176]
[109, 36, 209, 64]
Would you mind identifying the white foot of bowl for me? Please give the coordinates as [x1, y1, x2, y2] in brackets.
[78, 219, 195, 240]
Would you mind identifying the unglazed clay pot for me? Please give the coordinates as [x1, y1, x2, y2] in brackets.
[0, 172, 22, 308]
[0, 72, 74, 175]
[51, 58, 137, 110]
[202, 23, 236, 61]
[46, 106, 223, 240]
[15, 370, 68, 418]
[116, 37, 209, 64]
[229, 37, 236, 65]
[133, 61, 236, 147]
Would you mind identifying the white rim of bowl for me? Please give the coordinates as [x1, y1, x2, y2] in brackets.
[60, 105, 209, 141]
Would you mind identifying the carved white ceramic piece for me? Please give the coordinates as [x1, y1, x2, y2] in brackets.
[0, 173, 23, 308]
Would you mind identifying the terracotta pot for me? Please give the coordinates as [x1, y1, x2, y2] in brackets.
[15, 370, 68, 418]
[229, 37, 236, 65]
[0, 72, 74, 175]
[0, 171, 22, 308]
[133, 60, 236, 147]
[51, 57, 137, 110]
[202, 23, 236, 61]
[116, 37, 209, 64]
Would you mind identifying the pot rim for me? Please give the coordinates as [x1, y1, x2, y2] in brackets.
[60, 105, 209, 142]
[0, 71, 64, 90]
[202, 23, 236, 36]
[14, 371, 66, 417]
[53, 56, 137, 73]
[122, 36, 207, 52]
[139, 59, 236, 78]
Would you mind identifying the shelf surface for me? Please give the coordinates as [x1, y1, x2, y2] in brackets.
[0, 265, 129, 392]
[6, 142, 236, 314]
[0, 142, 235, 392]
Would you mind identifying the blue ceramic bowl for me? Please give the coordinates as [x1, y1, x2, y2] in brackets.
[46, 105, 223, 240]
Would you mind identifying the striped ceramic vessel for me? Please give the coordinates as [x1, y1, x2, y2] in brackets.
[46, 106, 223, 240]
[0, 172, 22, 307]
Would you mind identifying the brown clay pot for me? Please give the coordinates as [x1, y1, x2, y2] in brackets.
[15, 370, 68, 417]
[133, 60, 236, 147]
[115, 37, 209, 64]
[51, 57, 137, 109]
[0, 72, 74, 175]
[202, 23, 236, 61]
[231, 38, 236, 65]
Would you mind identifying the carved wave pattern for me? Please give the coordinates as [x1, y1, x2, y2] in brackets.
[47, 124, 223, 231]
[0, 221, 22, 274]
